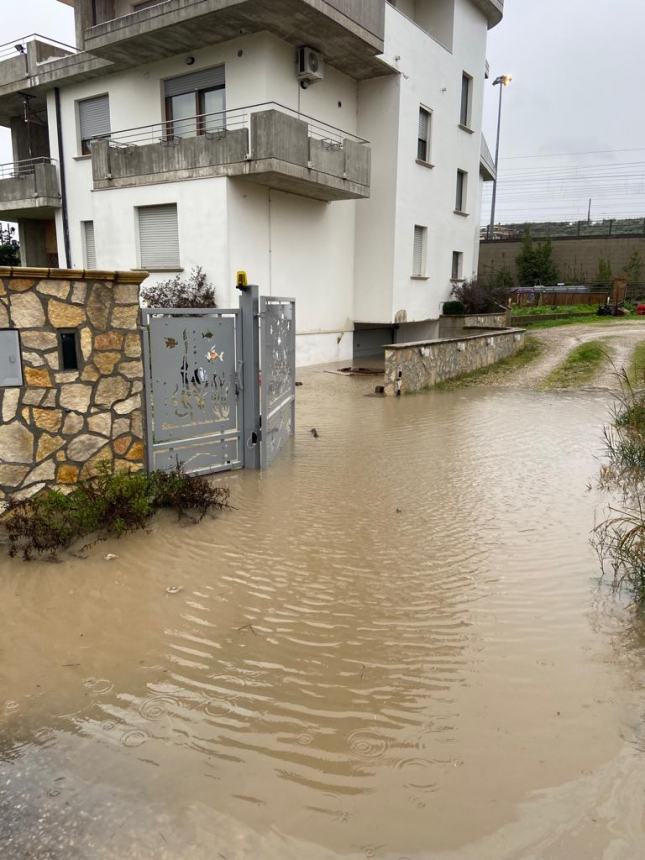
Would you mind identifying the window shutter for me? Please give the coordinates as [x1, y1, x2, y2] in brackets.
[83, 221, 96, 269]
[418, 108, 429, 142]
[460, 74, 471, 126]
[413, 226, 426, 276]
[79, 95, 111, 142]
[138, 204, 180, 269]
[164, 67, 225, 99]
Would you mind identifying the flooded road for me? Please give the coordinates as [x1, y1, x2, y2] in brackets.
[1, 368, 645, 859]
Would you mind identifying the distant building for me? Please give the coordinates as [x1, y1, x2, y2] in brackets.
[0, 0, 503, 364]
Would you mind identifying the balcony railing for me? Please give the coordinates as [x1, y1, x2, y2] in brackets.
[91, 102, 371, 201]
[102, 102, 368, 149]
[0, 157, 56, 180]
[0, 34, 78, 63]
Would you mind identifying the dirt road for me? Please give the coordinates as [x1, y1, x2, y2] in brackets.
[491, 321, 645, 389]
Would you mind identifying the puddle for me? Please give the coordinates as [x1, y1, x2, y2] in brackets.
[1, 369, 644, 858]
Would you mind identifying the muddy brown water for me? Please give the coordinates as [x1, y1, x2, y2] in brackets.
[1, 368, 645, 859]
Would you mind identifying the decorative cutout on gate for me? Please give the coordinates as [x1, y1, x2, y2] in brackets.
[166, 328, 231, 424]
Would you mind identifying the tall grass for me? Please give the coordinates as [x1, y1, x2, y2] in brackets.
[593, 374, 645, 602]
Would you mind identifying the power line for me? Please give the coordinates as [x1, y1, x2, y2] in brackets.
[500, 147, 645, 161]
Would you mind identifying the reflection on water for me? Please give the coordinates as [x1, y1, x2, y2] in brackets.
[1, 370, 645, 859]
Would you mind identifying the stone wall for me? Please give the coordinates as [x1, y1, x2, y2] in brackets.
[438, 312, 509, 338]
[0, 266, 148, 501]
[384, 329, 526, 395]
[479, 235, 645, 288]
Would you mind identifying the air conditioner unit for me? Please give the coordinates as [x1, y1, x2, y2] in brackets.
[296, 47, 325, 84]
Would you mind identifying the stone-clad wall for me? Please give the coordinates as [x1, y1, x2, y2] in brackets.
[0, 267, 148, 501]
[384, 329, 526, 395]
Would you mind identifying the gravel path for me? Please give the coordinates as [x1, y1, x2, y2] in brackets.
[487, 321, 645, 389]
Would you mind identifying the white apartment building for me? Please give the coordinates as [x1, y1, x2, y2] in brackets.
[0, 0, 502, 365]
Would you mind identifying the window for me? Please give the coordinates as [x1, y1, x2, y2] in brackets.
[417, 107, 431, 163]
[82, 221, 96, 269]
[452, 251, 463, 281]
[412, 225, 428, 277]
[58, 331, 80, 371]
[164, 67, 226, 139]
[78, 94, 110, 155]
[455, 169, 468, 213]
[460, 73, 472, 127]
[137, 204, 180, 269]
[133, 0, 160, 9]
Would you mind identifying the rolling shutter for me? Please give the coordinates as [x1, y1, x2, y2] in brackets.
[413, 226, 426, 276]
[164, 67, 225, 99]
[418, 108, 429, 143]
[138, 204, 180, 269]
[83, 221, 96, 269]
[79, 95, 111, 142]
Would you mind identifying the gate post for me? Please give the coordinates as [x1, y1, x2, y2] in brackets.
[239, 283, 261, 469]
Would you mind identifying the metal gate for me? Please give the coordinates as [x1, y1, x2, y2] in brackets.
[142, 308, 243, 475]
[142, 288, 295, 476]
[260, 297, 296, 467]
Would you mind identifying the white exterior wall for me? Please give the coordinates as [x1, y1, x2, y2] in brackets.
[354, 0, 488, 327]
[46, 31, 360, 364]
[42, 2, 493, 366]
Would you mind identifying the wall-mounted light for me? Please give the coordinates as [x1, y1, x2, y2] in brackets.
[14, 44, 25, 55]
[185, 56, 195, 65]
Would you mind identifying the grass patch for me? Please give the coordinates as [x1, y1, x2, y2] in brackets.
[2, 467, 230, 560]
[526, 314, 640, 330]
[542, 340, 611, 388]
[627, 340, 645, 387]
[437, 335, 543, 390]
[511, 304, 598, 317]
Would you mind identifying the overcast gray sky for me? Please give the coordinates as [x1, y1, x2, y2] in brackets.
[2, 0, 645, 225]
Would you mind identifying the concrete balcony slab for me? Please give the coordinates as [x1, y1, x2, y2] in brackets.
[91, 105, 370, 201]
[81, 0, 387, 80]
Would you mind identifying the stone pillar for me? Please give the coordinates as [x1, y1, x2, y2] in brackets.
[0, 266, 148, 502]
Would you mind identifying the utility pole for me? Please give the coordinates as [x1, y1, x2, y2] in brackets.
[587, 198, 592, 224]
[488, 74, 512, 240]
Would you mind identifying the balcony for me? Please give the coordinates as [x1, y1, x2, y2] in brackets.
[480, 136, 496, 182]
[0, 34, 109, 125]
[80, 0, 386, 79]
[91, 104, 371, 201]
[473, 0, 504, 27]
[0, 158, 61, 220]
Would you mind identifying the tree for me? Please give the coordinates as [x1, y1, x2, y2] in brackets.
[0, 224, 20, 266]
[625, 250, 643, 286]
[597, 257, 613, 286]
[141, 266, 216, 308]
[516, 230, 559, 287]
[487, 265, 515, 291]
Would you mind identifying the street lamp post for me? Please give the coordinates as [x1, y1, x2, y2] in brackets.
[488, 74, 512, 240]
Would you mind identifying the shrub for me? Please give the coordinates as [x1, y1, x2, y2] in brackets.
[451, 277, 509, 314]
[0, 224, 19, 266]
[2, 466, 230, 560]
[141, 266, 216, 308]
[442, 300, 466, 316]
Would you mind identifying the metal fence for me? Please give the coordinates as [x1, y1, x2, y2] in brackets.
[482, 218, 645, 242]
